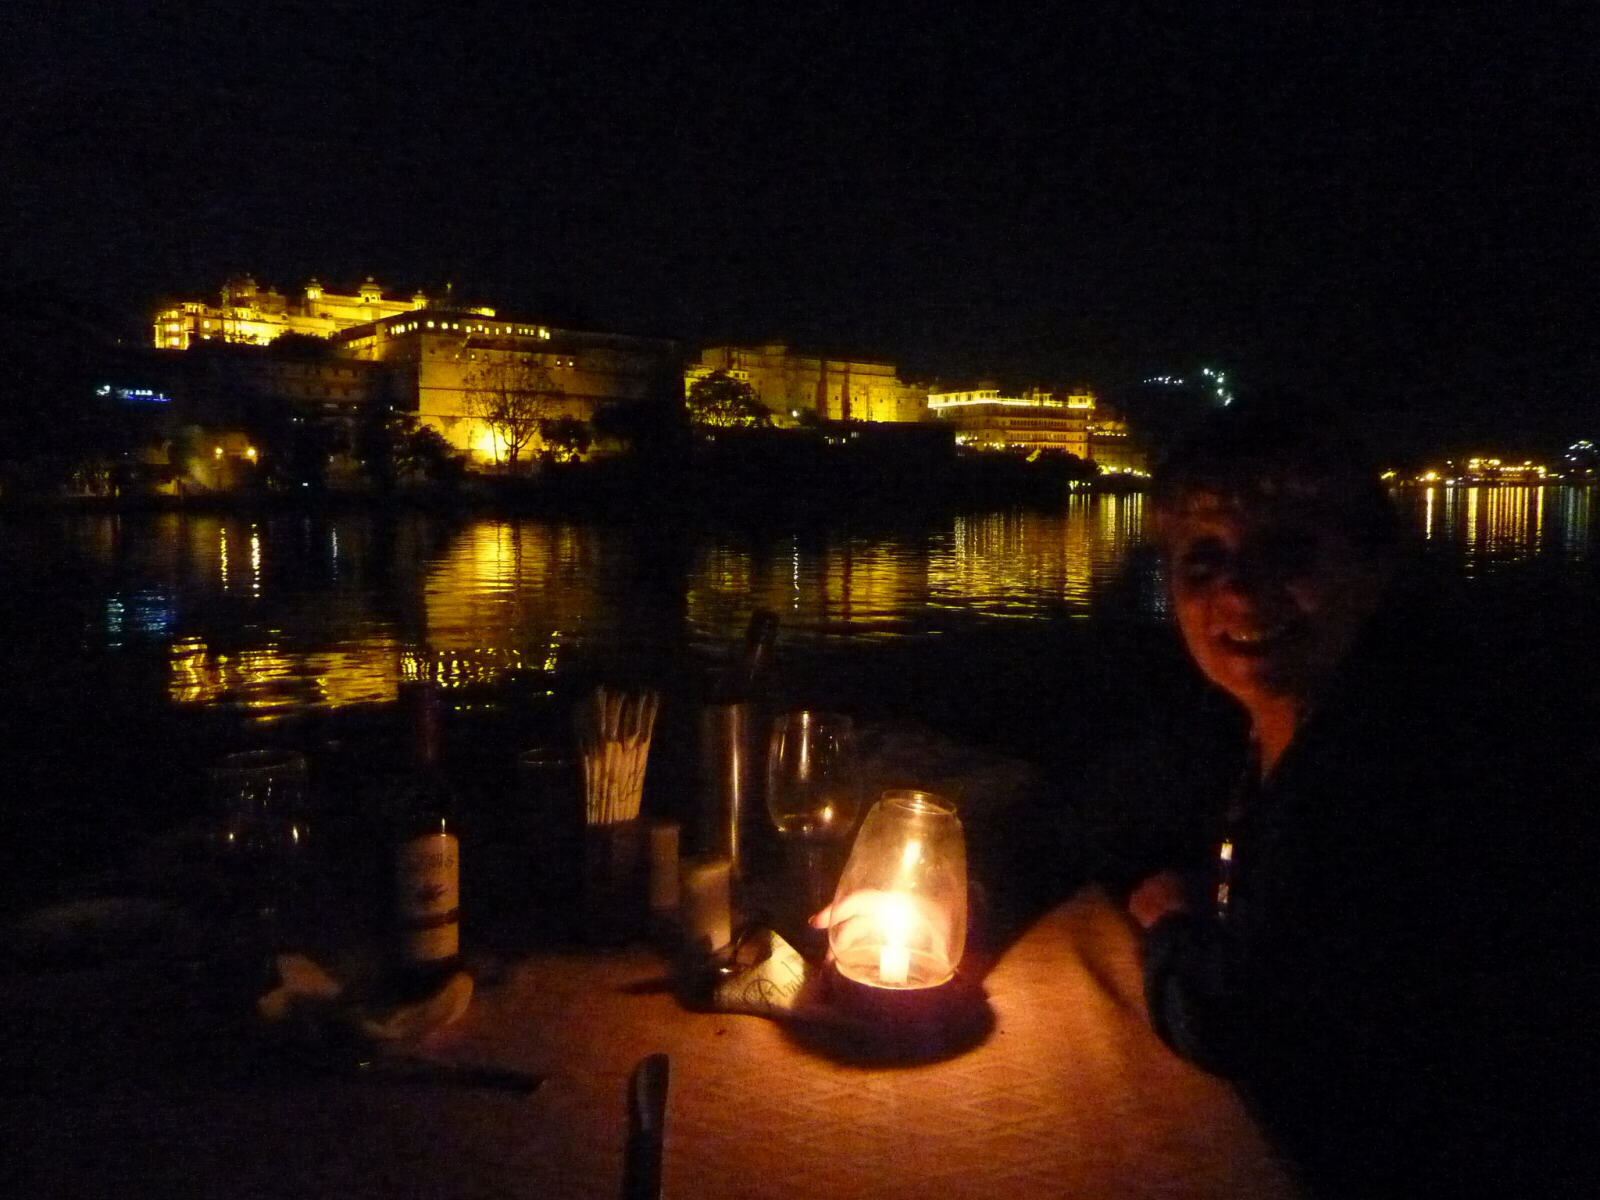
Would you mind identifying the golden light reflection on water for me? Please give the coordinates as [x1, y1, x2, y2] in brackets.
[1444, 484, 1562, 572]
[926, 494, 1144, 621]
[422, 520, 597, 650]
[155, 515, 408, 713]
[169, 635, 401, 713]
[1558, 486, 1593, 559]
[27, 486, 1579, 717]
[685, 536, 932, 640]
[675, 495, 1151, 644]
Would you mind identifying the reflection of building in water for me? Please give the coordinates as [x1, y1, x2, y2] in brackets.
[161, 516, 599, 709]
[1421, 485, 1438, 542]
[1455, 485, 1552, 569]
[936, 506, 1095, 616]
[400, 646, 549, 695]
[159, 516, 408, 712]
[1557, 487, 1594, 562]
[680, 500, 1152, 640]
[685, 536, 929, 643]
[932, 494, 1147, 620]
[154, 275, 432, 349]
[1094, 491, 1145, 581]
[806, 541, 928, 636]
[168, 636, 402, 712]
[688, 344, 927, 424]
[101, 591, 177, 647]
[415, 521, 600, 684]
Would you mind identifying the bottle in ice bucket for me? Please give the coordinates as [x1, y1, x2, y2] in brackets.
[390, 676, 462, 998]
[694, 609, 778, 864]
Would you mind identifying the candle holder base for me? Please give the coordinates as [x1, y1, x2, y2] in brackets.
[780, 963, 993, 1065]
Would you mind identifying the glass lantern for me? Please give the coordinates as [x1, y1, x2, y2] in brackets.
[828, 790, 967, 990]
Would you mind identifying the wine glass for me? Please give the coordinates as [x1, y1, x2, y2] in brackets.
[765, 711, 861, 920]
[208, 748, 310, 933]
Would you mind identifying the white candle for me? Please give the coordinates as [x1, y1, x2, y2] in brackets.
[876, 891, 914, 986]
[878, 940, 910, 986]
[648, 820, 680, 913]
[681, 857, 732, 953]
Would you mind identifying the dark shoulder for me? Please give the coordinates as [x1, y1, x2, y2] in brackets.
[1074, 694, 1246, 896]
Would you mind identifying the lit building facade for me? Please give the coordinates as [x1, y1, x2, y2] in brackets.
[688, 344, 927, 424]
[153, 275, 441, 349]
[1088, 407, 1148, 474]
[927, 388, 1095, 458]
[181, 342, 391, 425]
[336, 312, 678, 463]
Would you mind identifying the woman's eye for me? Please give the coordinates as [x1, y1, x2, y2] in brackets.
[1258, 532, 1319, 573]
[1178, 546, 1228, 583]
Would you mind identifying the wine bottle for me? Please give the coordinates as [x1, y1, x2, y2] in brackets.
[391, 678, 462, 998]
[733, 608, 779, 698]
[694, 610, 779, 855]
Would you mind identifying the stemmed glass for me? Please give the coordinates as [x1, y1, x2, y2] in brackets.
[765, 711, 861, 923]
[208, 748, 310, 937]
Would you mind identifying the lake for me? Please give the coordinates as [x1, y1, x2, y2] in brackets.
[1, 485, 1595, 903]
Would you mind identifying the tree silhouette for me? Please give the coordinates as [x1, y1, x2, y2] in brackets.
[685, 371, 771, 429]
[463, 355, 564, 469]
[538, 415, 592, 463]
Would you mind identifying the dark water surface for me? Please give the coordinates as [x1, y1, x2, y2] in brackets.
[2, 486, 1595, 906]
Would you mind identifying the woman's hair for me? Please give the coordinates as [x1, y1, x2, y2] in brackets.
[1150, 400, 1401, 554]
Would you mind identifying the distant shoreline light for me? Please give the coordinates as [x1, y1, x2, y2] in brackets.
[97, 384, 171, 404]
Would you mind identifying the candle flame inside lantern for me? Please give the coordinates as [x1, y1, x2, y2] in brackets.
[877, 892, 914, 986]
[830, 790, 967, 991]
[899, 838, 922, 872]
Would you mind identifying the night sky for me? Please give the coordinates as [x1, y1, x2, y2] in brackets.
[5, 2, 1595, 454]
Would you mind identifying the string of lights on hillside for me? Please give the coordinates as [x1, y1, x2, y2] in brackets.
[1140, 368, 1232, 406]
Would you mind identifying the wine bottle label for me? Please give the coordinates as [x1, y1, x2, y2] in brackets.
[400, 917, 459, 964]
[396, 832, 460, 962]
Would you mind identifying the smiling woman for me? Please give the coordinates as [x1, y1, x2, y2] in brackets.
[1127, 402, 1587, 1198]
[1151, 408, 1400, 773]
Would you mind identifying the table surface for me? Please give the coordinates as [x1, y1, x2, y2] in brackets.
[4, 889, 1297, 1200]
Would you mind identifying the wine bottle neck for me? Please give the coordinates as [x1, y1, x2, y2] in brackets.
[711, 608, 778, 703]
[401, 680, 442, 771]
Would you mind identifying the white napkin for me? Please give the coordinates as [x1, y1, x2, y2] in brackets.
[256, 952, 473, 1041]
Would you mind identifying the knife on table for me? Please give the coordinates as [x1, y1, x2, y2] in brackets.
[353, 1052, 544, 1094]
[622, 1052, 669, 1200]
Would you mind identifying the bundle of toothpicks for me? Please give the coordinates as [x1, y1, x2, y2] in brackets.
[575, 685, 660, 826]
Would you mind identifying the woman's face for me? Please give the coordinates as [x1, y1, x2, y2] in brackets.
[1165, 493, 1389, 722]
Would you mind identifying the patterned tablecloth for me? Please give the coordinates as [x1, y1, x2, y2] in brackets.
[6, 889, 1296, 1199]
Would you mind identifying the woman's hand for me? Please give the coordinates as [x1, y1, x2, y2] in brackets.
[810, 889, 956, 968]
[1126, 870, 1189, 929]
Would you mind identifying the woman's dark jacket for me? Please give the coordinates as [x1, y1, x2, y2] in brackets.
[1131, 594, 1591, 1197]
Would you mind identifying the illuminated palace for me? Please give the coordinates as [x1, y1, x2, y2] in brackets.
[153, 275, 441, 349]
[688, 344, 928, 424]
[151, 278, 1145, 471]
[928, 387, 1147, 473]
[336, 313, 676, 462]
[153, 277, 678, 465]
[689, 346, 1145, 470]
